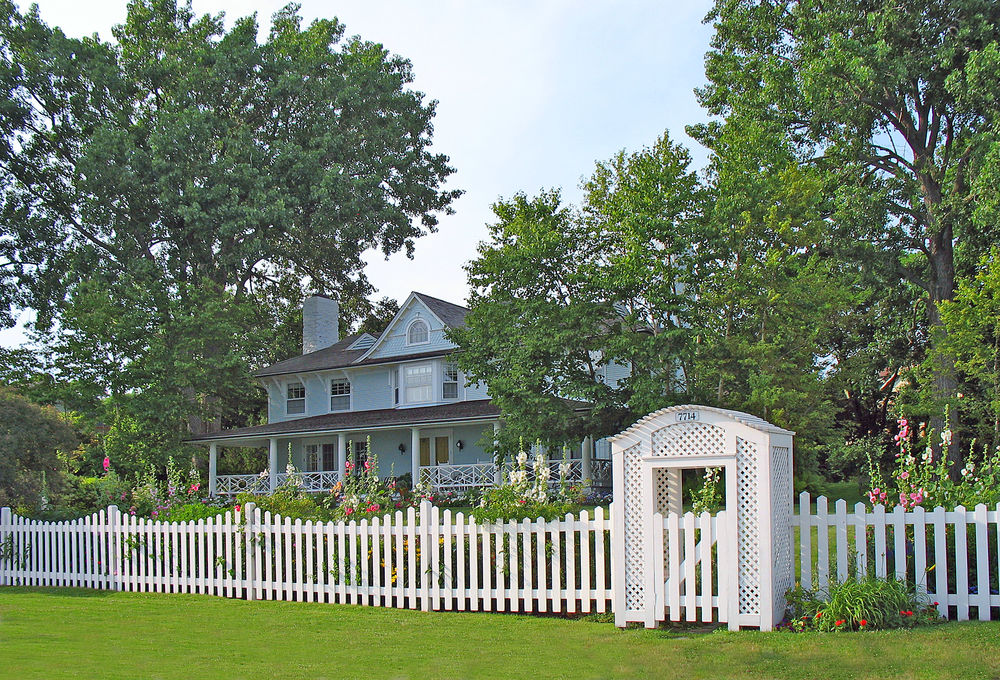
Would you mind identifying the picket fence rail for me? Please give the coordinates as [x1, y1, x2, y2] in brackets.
[792, 493, 1000, 621]
[0, 502, 613, 615]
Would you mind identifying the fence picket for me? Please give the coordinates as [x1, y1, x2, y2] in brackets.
[799, 492, 811, 589]
[974, 504, 990, 621]
[953, 506, 969, 620]
[834, 500, 848, 581]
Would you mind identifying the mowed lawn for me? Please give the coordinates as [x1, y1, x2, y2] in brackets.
[1, 588, 998, 680]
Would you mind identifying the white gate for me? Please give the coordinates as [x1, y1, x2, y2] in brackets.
[611, 405, 794, 630]
[653, 508, 730, 625]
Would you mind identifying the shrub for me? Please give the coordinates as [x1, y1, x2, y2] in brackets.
[784, 576, 942, 632]
[471, 443, 581, 523]
[159, 501, 231, 523]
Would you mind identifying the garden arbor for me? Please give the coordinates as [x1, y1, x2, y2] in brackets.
[611, 405, 794, 630]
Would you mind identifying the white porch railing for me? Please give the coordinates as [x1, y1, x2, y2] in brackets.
[216, 470, 342, 496]
[275, 471, 342, 493]
[217, 460, 611, 497]
[419, 462, 496, 492]
[216, 474, 270, 496]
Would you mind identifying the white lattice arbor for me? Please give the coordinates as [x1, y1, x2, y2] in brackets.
[610, 405, 794, 630]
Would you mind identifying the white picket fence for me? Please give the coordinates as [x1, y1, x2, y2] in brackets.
[653, 509, 730, 625]
[0, 503, 612, 614]
[793, 493, 1000, 621]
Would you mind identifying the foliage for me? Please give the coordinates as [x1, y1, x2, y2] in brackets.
[0, 388, 78, 510]
[690, 468, 723, 516]
[866, 411, 1000, 510]
[784, 576, 942, 632]
[472, 443, 580, 522]
[695, 0, 1000, 464]
[0, 0, 459, 449]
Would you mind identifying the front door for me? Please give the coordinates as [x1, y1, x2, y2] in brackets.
[419, 436, 450, 467]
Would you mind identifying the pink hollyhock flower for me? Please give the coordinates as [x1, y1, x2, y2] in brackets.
[103, 457, 111, 472]
[899, 471, 909, 480]
[345, 508, 353, 516]
[234, 504, 241, 512]
[879, 492, 887, 501]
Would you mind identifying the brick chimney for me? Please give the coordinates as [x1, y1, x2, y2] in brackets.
[302, 295, 339, 354]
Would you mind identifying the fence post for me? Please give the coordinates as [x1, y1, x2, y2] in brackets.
[0, 507, 10, 586]
[107, 505, 120, 591]
[244, 502, 257, 601]
[419, 499, 431, 612]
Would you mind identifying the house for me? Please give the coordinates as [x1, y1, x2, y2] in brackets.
[191, 292, 619, 496]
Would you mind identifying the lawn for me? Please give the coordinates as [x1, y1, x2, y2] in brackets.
[0, 588, 998, 680]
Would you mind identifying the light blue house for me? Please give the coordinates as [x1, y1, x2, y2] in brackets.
[193, 292, 617, 496]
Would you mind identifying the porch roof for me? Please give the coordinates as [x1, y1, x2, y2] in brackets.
[189, 399, 503, 444]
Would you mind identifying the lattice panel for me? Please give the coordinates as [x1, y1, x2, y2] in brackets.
[770, 446, 794, 601]
[651, 423, 725, 457]
[736, 436, 760, 615]
[622, 442, 645, 611]
[654, 468, 673, 514]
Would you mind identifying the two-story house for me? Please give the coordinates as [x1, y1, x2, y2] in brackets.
[192, 292, 618, 496]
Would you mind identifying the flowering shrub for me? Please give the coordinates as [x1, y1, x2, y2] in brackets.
[323, 437, 409, 521]
[127, 457, 204, 518]
[784, 576, 942, 632]
[867, 408, 1000, 510]
[472, 443, 580, 523]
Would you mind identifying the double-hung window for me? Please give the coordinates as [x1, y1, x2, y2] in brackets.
[286, 382, 305, 414]
[330, 377, 351, 411]
[443, 361, 459, 400]
[304, 443, 338, 471]
[390, 368, 400, 405]
[404, 364, 433, 403]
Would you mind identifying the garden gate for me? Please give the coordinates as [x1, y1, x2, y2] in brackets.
[610, 405, 794, 630]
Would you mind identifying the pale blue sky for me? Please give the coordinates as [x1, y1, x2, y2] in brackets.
[1, 0, 714, 347]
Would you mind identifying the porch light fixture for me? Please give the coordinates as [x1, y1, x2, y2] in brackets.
[398, 443, 406, 453]
[456, 439, 464, 450]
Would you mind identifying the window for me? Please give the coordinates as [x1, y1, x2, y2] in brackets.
[322, 443, 337, 470]
[443, 361, 459, 399]
[390, 368, 399, 405]
[330, 377, 351, 411]
[306, 443, 338, 471]
[304, 444, 320, 471]
[404, 364, 433, 403]
[407, 319, 429, 345]
[286, 382, 305, 414]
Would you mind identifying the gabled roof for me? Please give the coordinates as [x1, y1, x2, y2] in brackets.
[414, 292, 468, 328]
[254, 293, 469, 378]
[354, 291, 468, 363]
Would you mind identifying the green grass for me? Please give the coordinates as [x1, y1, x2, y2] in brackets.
[1, 588, 998, 679]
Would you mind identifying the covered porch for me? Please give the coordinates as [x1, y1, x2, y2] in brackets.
[190, 402, 610, 496]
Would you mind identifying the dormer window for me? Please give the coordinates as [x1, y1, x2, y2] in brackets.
[407, 318, 429, 345]
[330, 377, 351, 411]
[286, 382, 305, 415]
[443, 361, 459, 399]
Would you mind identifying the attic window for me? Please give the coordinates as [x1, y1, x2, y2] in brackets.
[286, 382, 305, 415]
[407, 319, 429, 345]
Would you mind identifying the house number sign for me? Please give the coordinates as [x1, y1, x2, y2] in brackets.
[674, 411, 700, 422]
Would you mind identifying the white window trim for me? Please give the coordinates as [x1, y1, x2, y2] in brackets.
[285, 380, 306, 416]
[442, 360, 460, 401]
[405, 317, 431, 346]
[329, 375, 352, 412]
[402, 361, 434, 405]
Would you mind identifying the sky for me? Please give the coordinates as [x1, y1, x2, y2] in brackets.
[0, 0, 715, 347]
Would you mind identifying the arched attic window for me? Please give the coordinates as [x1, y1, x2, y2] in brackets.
[407, 318, 429, 345]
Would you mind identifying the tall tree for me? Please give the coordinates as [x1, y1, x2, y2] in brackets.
[695, 0, 1000, 469]
[0, 1, 459, 442]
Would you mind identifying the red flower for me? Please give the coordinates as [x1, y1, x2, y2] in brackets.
[859, 619, 867, 627]
[815, 612, 822, 618]
[835, 620, 844, 627]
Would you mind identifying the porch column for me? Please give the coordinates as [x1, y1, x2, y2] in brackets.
[337, 433, 347, 478]
[493, 421, 503, 486]
[410, 427, 420, 486]
[208, 442, 218, 497]
[268, 437, 279, 493]
[581, 436, 593, 486]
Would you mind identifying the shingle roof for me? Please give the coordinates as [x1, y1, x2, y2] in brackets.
[254, 333, 368, 377]
[189, 399, 502, 442]
[254, 293, 470, 378]
[413, 292, 468, 328]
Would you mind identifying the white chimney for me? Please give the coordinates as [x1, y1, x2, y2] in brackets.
[303, 295, 339, 354]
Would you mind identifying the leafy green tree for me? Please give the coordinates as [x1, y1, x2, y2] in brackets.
[695, 0, 1000, 469]
[0, 388, 78, 509]
[0, 1, 459, 449]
